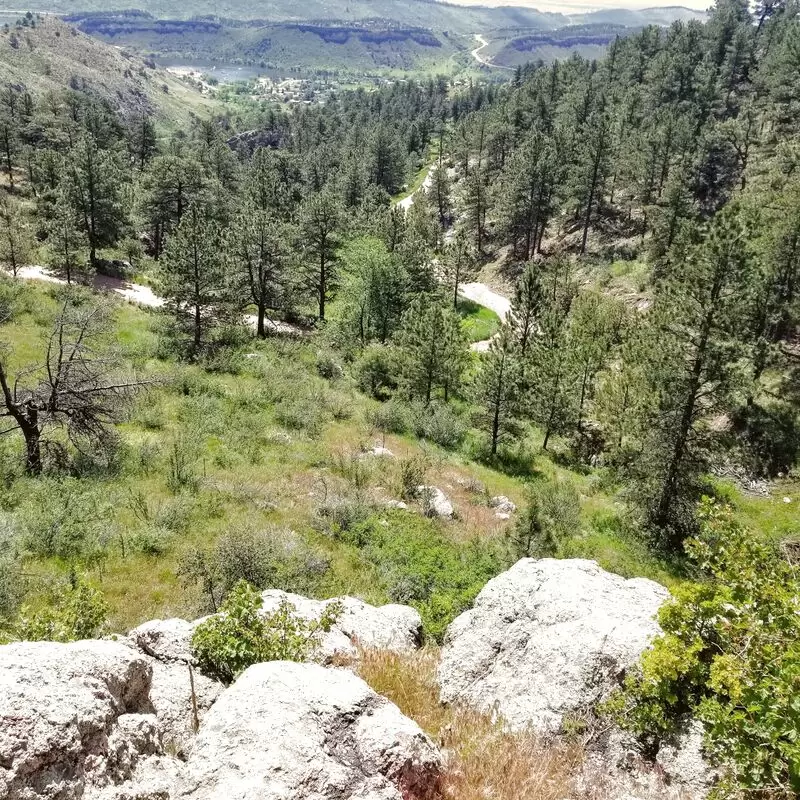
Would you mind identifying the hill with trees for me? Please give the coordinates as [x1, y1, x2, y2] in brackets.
[0, 14, 215, 127]
[0, 0, 799, 794]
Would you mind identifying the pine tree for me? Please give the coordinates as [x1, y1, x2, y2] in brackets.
[337, 236, 407, 348]
[569, 291, 625, 438]
[634, 205, 757, 547]
[161, 203, 228, 358]
[508, 261, 543, 357]
[301, 188, 342, 322]
[139, 154, 210, 260]
[527, 257, 578, 450]
[230, 205, 295, 338]
[397, 297, 467, 404]
[0, 196, 33, 277]
[441, 227, 476, 311]
[464, 168, 489, 253]
[47, 186, 87, 285]
[67, 135, 128, 268]
[473, 326, 523, 455]
[429, 162, 452, 228]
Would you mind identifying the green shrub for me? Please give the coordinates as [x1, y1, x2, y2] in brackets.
[354, 344, 399, 399]
[397, 455, 427, 501]
[16, 478, 113, 565]
[316, 352, 343, 380]
[179, 526, 330, 613]
[337, 511, 504, 641]
[0, 526, 24, 622]
[606, 499, 800, 797]
[165, 437, 200, 494]
[414, 402, 467, 450]
[510, 476, 581, 559]
[191, 580, 341, 683]
[275, 397, 330, 438]
[12, 575, 108, 642]
[366, 399, 412, 435]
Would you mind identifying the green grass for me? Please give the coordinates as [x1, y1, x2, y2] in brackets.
[0, 277, 699, 641]
[458, 298, 500, 343]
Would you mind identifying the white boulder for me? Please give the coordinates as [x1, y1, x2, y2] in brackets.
[438, 558, 669, 734]
[0, 640, 161, 800]
[417, 486, 453, 518]
[489, 495, 516, 516]
[259, 590, 423, 661]
[128, 618, 197, 663]
[177, 661, 442, 800]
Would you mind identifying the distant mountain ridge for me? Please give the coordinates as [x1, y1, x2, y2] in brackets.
[2, 0, 705, 32]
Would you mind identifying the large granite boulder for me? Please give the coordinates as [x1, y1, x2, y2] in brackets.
[437, 558, 670, 734]
[177, 661, 441, 800]
[0, 640, 160, 800]
[0, 640, 441, 800]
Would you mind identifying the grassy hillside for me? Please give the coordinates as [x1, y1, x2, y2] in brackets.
[0, 278, 688, 636]
[1, 276, 787, 640]
[0, 15, 217, 127]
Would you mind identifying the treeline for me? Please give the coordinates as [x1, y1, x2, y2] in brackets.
[0, 73, 494, 344]
[421, 0, 800, 549]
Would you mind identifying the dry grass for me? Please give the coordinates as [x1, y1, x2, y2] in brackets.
[357, 647, 585, 800]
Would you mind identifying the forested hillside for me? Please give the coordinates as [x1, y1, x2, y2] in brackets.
[1, 1, 800, 795]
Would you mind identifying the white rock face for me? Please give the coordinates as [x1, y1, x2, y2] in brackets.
[656, 718, 716, 794]
[128, 618, 197, 663]
[127, 618, 223, 757]
[438, 558, 669, 734]
[0, 641, 440, 800]
[259, 590, 423, 661]
[0, 640, 159, 800]
[177, 661, 442, 800]
[417, 486, 453, 518]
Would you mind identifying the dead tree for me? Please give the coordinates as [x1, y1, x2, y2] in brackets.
[0, 301, 151, 475]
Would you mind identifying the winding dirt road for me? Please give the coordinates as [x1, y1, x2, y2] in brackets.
[470, 34, 515, 71]
[10, 265, 307, 336]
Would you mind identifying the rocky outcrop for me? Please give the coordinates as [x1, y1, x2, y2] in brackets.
[0, 641, 440, 800]
[127, 619, 223, 757]
[438, 558, 669, 733]
[178, 661, 441, 800]
[0, 640, 158, 800]
[259, 590, 423, 661]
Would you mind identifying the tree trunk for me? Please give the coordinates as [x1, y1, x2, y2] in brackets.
[21, 420, 42, 476]
[652, 311, 713, 534]
[193, 302, 202, 354]
[318, 250, 327, 321]
[257, 303, 266, 339]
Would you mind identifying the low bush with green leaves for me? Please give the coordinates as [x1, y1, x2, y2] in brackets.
[510, 476, 581, 559]
[606, 499, 800, 797]
[335, 510, 504, 641]
[10, 575, 108, 643]
[191, 580, 341, 683]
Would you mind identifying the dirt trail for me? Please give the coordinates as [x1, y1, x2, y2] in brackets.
[458, 281, 512, 353]
[15, 265, 165, 307]
[11, 266, 308, 337]
[396, 165, 436, 212]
